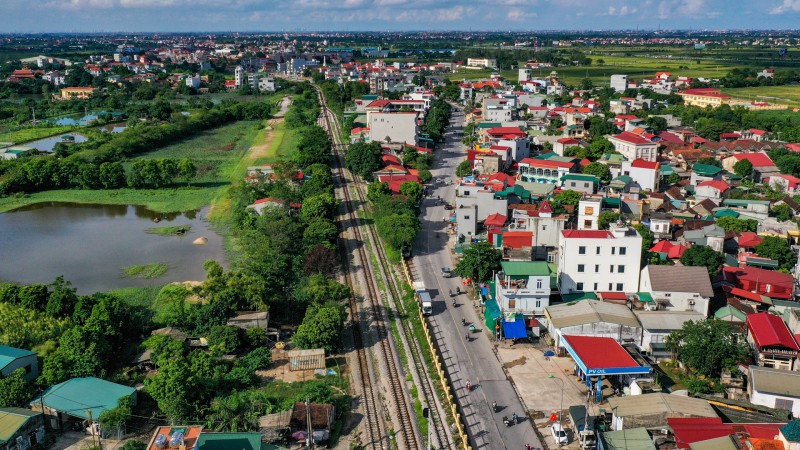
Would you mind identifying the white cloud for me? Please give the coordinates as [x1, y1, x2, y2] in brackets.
[607, 5, 637, 15]
[506, 8, 537, 20]
[770, 0, 800, 13]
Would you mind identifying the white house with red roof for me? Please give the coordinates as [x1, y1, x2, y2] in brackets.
[620, 158, 660, 192]
[767, 174, 800, 195]
[553, 137, 581, 157]
[508, 201, 568, 260]
[368, 111, 420, 146]
[608, 131, 658, 162]
[556, 222, 643, 294]
[695, 179, 730, 203]
[746, 312, 799, 371]
[454, 178, 510, 237]
[246, 197, 286, 215]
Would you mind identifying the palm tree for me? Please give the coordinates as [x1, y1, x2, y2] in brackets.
[207, 393, 258, 432]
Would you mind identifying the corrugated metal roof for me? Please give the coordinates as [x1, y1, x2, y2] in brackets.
[643, 265, 715, 298]
[30, 377, 136, 420]
[600, 428, 656, 450]
[634, 311, 705, 331]
[0, 408, 41, 444]
[608, 393, 717, 418]
[546, 300, 641, 329]
[750, 365, 800, 398]
[0, 345, 36, 369]
[500, 261, 551, 277]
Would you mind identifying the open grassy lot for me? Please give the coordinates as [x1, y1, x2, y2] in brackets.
[721, 85, 800, 107]
[0, 125, 77, 143]
[0, 187, 221, 213]
[447, 54, 751, 85]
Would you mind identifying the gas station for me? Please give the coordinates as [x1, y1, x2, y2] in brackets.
[561, 335, 652, 403]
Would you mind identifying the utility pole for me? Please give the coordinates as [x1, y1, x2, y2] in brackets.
[86, 410, 96, 448]
[305, 398, 313, 449]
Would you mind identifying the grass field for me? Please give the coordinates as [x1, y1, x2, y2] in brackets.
[260, 120, 299, 164]
[0, 125, 77, 144]
[447, 55, 749, 85]
[721, 85, 800, 106]
[145, 224, 192, 236]
[0, 187, 221, 213]
[122, 262, 169, 279]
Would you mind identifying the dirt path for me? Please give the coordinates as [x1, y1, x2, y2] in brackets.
[246, 96, 291, 162]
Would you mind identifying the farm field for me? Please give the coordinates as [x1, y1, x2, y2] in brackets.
[721, 85, 800, 107]
[0, 125, 77, 143]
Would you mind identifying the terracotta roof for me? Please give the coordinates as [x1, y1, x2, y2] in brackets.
[561, 230, 614, 239]
[612, 131, 652, 145]
[631, 158, 659, 170]
[738, 232, 764, 248]
[484, 213, 507, 227]
[730, 152, 775, 168]
[698, 179, 730, 192]
[518, 158, 574, 169]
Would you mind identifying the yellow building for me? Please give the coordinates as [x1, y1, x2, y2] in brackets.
[58, 87, 97, 100]
[676, 88, 731, 107]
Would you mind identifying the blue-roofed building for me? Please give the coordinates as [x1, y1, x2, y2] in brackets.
[0, 345, 38, 382]
[30, 377, 136, 431]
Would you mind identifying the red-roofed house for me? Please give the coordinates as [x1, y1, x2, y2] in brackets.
[621, 158, 660, 191]
[696, 179, 730, 202]
[247, 197, 286, 215]
[608, 132, 658, 162]
[768, 174, 800, 195]
[486, 127, 526, 139]
[747, 312, 799, 371]
[378, 174, 420, 194]
[738, 232, 765, 250]
[723, 266, 795, 300]
[553, 137, 581, 156]
[502, 230, 533, 249]
[722, 152, 779, 182]
[668, 417, 786, 450]
[484, 213, 507, 227]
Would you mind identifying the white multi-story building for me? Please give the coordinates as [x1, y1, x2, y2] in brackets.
[234, 66, 244, 88]
[610, 74, 629, 93]
[608, 132, 658, 162]
[368, 112, 419, 146]
[557, 223, 643, 294]
[454, 179, 509, 236]
[467, 58, 498, 69]
[620, 159, 660, 192]
[577, 197, 601, 230]
[494, 261, 554, 317]
[185, 74, 201, 89]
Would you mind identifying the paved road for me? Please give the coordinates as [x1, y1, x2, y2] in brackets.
[412, 107, 544, 450]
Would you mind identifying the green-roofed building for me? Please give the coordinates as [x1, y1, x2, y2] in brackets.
[692, 163, 723, 177]
[600, 153, 626, 165]
[714, 208, 740, 218]
[476, 122, 502, 129]
[660, 165, 676, 176]
[537, 153, 575, 164]
[609, 175, 633, 192]
[495, 185, 531, 201]
[495, 261, 556, 317]
[515, 180, 555, 198]
[0, 345, 38, 381]
[0, 408, 44, 449]
[361, 94, 378, 101]
[599, 428, 656, 450]
[30, 377, 136, 429]
[780, 420, 800, 443]
[714, 305, 748, 322]
[196, 432, 280, 450]
[561, 173, 599, 194]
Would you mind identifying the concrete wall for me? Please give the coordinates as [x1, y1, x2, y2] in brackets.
[750, 390, 800, 417]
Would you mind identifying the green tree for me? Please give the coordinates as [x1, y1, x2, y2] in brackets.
[145, 357, 197, 421]
[294, 274, 352, 306]
[45, 276, 78, 318]
[454, 241, 502, 283]
[122, 441, 147, 450]
[770, 203, 793, 222]
[98, 162, 126, 189]
[303, 217, 338, 249]
[666, 173, 681, 186]
[733, 159, 753, 179]
[98, 397, 133, 431]
[207, 392, 259, 432]
[552, 190, 583, 212]
[294, 303, 346, 352]
[456, 160, 473, 178]
[207, 325, 243, 355]
[345, 141, 383, 180]
[376, 213, 419, 249]
[399, 181, 423, 204]
[679, 245, 725, 276]
[755, 236, 795, 271]
[0, 369, 33, 407]
[665, 319, 750, 378]
[367, 181, 391, 203]
[178, 158, 197, 186]
[582, 162, 612, 184]
[238, 347, 272, 372]
[300, 193, 338, 223]
[716, 216, 758, 232]
[632, 224, 654, 251]
[598, 211, 621, 230]
[696, 157, 722, 168]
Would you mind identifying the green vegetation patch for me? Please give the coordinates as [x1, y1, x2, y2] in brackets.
[0, 125, 77, 144]
[122, 262, 169, 279]
[145, 224, 192, 236]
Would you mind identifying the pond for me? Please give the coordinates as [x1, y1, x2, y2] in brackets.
[25, 133, 88, 152]
[0, 203, 226, 294]
[51, 111, 126, 126]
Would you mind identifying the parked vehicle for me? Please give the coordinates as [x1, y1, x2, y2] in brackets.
[551, 423, 568, 445]
[569, 405, 597, 449]
[441, 267, 452, 278]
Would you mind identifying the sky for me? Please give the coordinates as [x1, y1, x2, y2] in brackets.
[0, 0, 799, 33]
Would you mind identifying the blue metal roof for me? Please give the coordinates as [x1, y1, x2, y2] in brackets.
[502, 315, 528, 339]
[30, 377, 136, 420]
[0, 345, 35, 370]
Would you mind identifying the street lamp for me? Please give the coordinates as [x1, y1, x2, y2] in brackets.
[549, 375, 565, 447]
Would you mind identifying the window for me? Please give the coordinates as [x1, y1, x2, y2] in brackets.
[611, 247, 616, 255]
[583, 220, 592, 227]
[576, 282, 584, 291]
[595, 265, 599, 272]
[610, 265, 614, 273]
[776, 398, 794, 412]
[542, 225, 547, 230]
[608, 283, 613, 290]
[584, 183, 590, 188]
[571, 182, 577, 187]
[618, 265, 625, 273]
[585, 206, 594, 215]
[619, 247, 627, 255]
[535, 301, 541, 308]
[596, 247, 601, 255]
[24, 364, 32, 374]
[536, 280, 543, 289]
[593, 283, 598, 291]
[578, 264, 585, 273]
[547, 254, 555, 263]
[508, 299, 516, 309]
[616, 283, 623, 291]
[464, 215, 470, 219]
[578, 246, 586, 255]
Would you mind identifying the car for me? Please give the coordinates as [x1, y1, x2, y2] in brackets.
[441, 267, 452, 278]
[444, 204, 454, 210]
[551, 423, 568, 445]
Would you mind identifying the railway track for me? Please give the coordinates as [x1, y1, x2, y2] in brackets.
[316, 89, 422, 450]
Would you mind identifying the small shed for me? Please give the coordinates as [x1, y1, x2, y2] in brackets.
[290, 403, 335, 443]
[258, 410, 293, 443]
[227, 311, 269, 331]
[0, 345, 39, 382]
[287, 349, 325, 371]
[0, 407, 45, 449]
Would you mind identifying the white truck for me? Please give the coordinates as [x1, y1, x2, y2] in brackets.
[569, 405, 597, 450]
[414, 281, 433, 316]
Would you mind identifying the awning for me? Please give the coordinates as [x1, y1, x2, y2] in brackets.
[503, 316, 528, 339]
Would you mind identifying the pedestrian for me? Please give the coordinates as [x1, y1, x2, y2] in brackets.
[466, 380, 471, 392]
[526, 444, 532, 450]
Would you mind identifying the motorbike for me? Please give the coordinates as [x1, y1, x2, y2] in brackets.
[462, 318, 466, 326]
[511, 413, 519, 425]
[492, 401, 498, 413]
[503, 416, 510, 427]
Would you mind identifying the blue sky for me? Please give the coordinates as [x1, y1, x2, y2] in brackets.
[0, 0, 798, 32]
